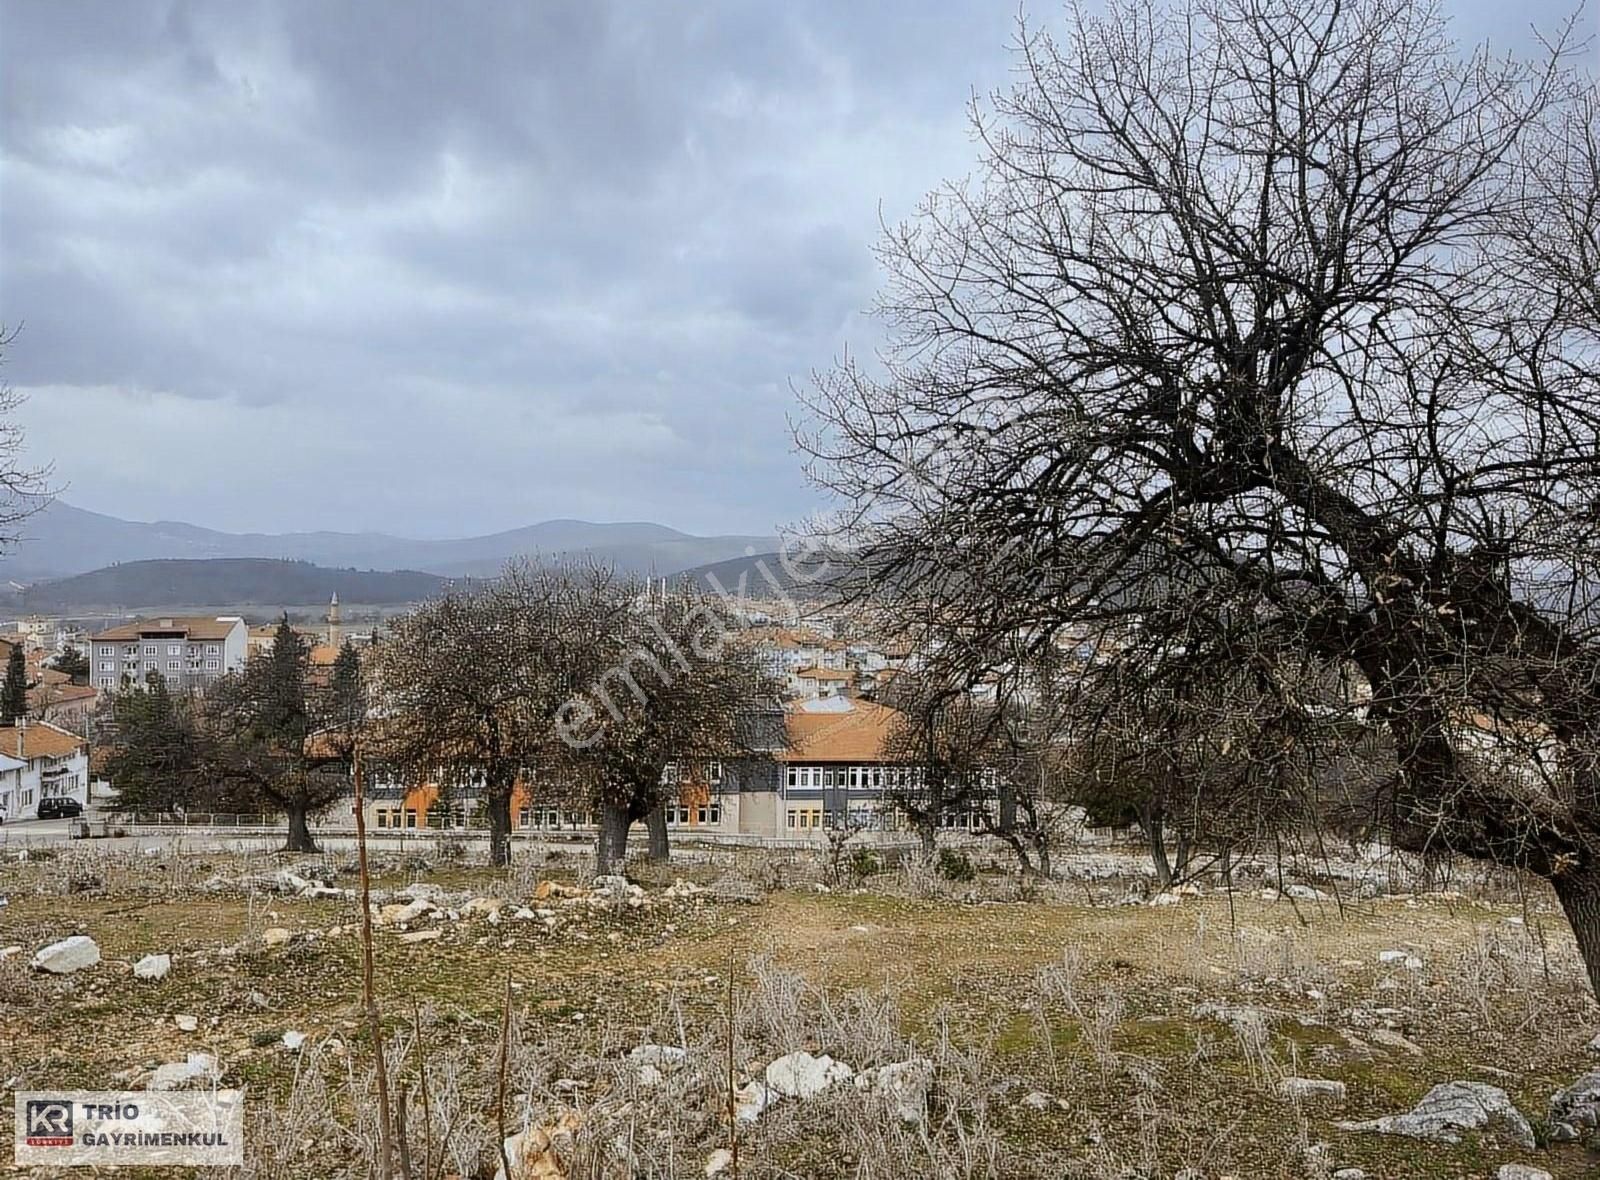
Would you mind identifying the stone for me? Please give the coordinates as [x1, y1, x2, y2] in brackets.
[398, 929, 442, 944]
[1377, 950, 1408, 964]
[492, 1111, 581, 1180]
[636, 1064, 663, 1088]
[0, 945, 21, 960]
[1337, 1081, 1534, 1148]
[854, 1057, 934, 1123]
[133, 954, 171, 980]
[628, 1044, 689, 1072]
[1403, 956, 1424, 970]
[733, 1080, 776, 1123]
[705, 1148, 734, 1176]
[282, 1030, 306, 1051]
[1330, 1171, 1367, 1180]
[460, 897, 506, 918]
[31, 935, 100, 974]
[174, 1014, 198, 1033]
[247, 991, 270, 1009]
[1278, 1077, 1347, 1102]
[1547, 1068, 1600, 1144]
[379, 898, 435, 926]
[147, 1052, 220, 1091]
[396, 882, 445, 903]
[1285, 884, 1328, 900]
[1496, 1167, 1553, 1180]
[765, 1051, 853, 1099]
[1364, 1028, 1423, 1056]
[261, 927, 292, 948]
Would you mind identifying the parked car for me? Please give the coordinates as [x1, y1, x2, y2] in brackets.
[37, 797, 84, 820]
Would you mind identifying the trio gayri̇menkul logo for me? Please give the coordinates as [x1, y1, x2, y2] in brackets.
[14, 1090, 244, 1167]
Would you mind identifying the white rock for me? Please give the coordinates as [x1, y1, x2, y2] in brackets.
[147, 1052, 219, 1091]
[1337, 1081, 1534, 1148]
[31, 935, 100, 974]
[705, 1147, 734, 1176]
[765, 1051, 853, 1099]
[0, 945, 22, 960]
[1377, 950, 1408, 964]
[1403, 956, 1425, 971]
[628, 1044, 689, 1072]
[733, 1081, 776, 1123]
[174, 1014, 198, 1033]
[261, 927, 292, 948]
[461, 897, 505, 918]
[636, 1064, 664, 1088]
[1331, 1171, 1367, 1180]
[398, 929, 442, 944]
[133, 954, 171, 980]
[282, 1030, 306, 1051]
[1279, 1077, 1347, 1102]
[1020, 1091, 1054, 1111]
[379, 898, 435, 926]
[1496, 1167, 1552, 1180]
[396, 883, 445, 902]
[1285, 884, 1328, 900]
[853, 1057, 933, 1123]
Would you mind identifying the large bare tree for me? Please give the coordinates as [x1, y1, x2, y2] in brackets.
[802, 0, 1600, 992]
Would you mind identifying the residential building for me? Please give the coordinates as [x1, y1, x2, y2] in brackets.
[0, 720, 90, 819]
[88, 616, 248, 691]
[27, 675, 97, 734]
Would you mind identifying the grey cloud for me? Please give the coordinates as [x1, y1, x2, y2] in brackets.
[1, 0, 1587, 536]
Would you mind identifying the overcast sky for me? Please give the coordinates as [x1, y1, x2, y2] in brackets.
[2, 2, 1591, 538]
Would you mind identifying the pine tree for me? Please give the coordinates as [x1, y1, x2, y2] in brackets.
[56, 644, 90, 685]
[2, 643, 28, 725]
[104, 674, 202, 814]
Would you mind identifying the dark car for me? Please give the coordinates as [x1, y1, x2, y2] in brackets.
[37, 797, 83, 820]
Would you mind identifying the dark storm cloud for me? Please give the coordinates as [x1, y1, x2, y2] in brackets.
[1, 1, 1589, 535]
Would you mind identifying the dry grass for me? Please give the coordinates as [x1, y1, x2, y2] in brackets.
[0, 845, 1596, 1177]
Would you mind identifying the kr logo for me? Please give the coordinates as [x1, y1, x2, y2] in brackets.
[25, 1100, 73, 1147]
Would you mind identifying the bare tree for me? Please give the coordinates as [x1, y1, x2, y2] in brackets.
[802, 0, 1600, 993]
[0, 327, 52, 551]
[555, 582, 781, 873]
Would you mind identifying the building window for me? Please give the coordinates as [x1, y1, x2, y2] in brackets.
[143, 645, 157, 656]
[518, 808, 531, 828]
[207, 644, 220, 654]
[167, 660, 180, 670]
[99, 677, 113, 688]
[785, 766, 797, 789]
[205, 659, 219, 670]
[168, 645, 181, 655]
[404, 808, 419, 829]
[707, 760, 724, 784]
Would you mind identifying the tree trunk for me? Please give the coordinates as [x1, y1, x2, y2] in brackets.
[485, 792, 513, 868]
[645, 803, 670, 862]
[1145, 808, 1173, 890]
[1034, 833, 1052, 880]
[283, 802, 318, 853]
[1552, 866, 1600, 1000]
[917, 819, 936, 860]
[596, 801, 631, 874]
[998, 781, 1017, 832]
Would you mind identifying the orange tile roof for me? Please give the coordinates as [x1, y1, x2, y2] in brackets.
[92, 616, 243, 641]
[308, 644, 340, 666]
[782, 698, 903, 763]
[0, 722, 86, 761]
[795, 665, 850, 681]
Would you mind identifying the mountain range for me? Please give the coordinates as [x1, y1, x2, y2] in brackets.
[0, 501, 779, 583]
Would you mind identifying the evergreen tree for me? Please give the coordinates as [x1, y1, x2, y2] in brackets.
[200, 616, 351, 853]
[56, 644, 89, 685]
[103, 673, 203, 815]
[2, 643, 28, 724]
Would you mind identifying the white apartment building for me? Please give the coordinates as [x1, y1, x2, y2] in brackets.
[0, 720, 89, 820]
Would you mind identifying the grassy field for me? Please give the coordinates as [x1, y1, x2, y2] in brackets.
[1, 843, 1596, 1178]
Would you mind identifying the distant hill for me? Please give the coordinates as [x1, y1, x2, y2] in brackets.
[0, 500, 779, 581]
[676, 548, 846, 600]
[10, 559, 449, 611]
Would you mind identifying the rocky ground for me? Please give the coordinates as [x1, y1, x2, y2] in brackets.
[2, 841, 1598, 1178]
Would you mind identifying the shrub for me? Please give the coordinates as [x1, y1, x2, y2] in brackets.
[849, 848, 884, 878]
[936, 846, 976, 882]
